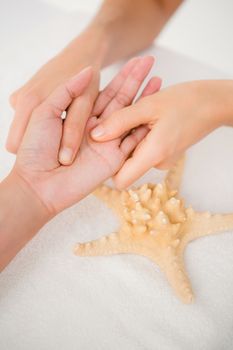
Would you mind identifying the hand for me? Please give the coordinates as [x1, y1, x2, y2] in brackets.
[90, 80, 233, 188]
[6, 30, 103, 159]
[0, 56, 160, 271]
[13, 56, 161, 216]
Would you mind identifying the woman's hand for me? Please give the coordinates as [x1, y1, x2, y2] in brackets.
[6, 29, 105, 159]
[12, 56, 160, 216]
[1, 56, 161, 271]
[91, 80, 233, 188]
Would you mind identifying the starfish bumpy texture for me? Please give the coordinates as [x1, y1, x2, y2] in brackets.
[74, 158, 233, 303]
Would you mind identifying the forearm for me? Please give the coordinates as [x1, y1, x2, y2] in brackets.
[215, 80, 233, 127]
[0, 171, 50, 272]
[191, 80, 233, 127]
[67, 0, 183, 68]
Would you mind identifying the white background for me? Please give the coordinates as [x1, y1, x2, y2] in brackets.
[44, 0, 233, 75]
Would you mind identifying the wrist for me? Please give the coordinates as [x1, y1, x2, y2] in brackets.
[203, 80, 233, 127]
[64, 24, 111, 69]
[217, 80, 233, 127]
[191, 80, 233, 128]
[0, 171, 51, 271]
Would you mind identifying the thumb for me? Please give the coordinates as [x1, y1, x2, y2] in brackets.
[19, 67, 93, 153]
[34, 66, 93, 120]
[90, 96, 152, 141]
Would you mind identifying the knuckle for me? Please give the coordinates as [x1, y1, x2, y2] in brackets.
[65, 124, 78, 135]
[115, 91, 131, 106]
[19, 90, 41, 109]
[71, 94, 93, 112]
[32, 104, 48, 119]
[104, 86, 117, 100]
[81, 93, 93, 107]
[65, 116, 84, 130]
[64, 122, 82, 139]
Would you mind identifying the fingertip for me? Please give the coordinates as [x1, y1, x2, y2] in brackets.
[58, 147, 74, 166]
[74, 65, 93, 79]
[5, 137, 18, 154]
[114, 170, 135, 190]
[141, 76, 162, 97]
[90, 124, 106, 140]
[121, 56, 142, 73]
[5, 122, 20, 154]
[113, 159, 136, 190]
[141, 55, 155, 70]
[113, 175, 127, 190]
[9, 92, 18, 109]
[150, 76, 162, 89]
[132, 55, 155, 81]
[145, 55, 155, 64]
[69, 66, 93, 92]
[86, 116, 98, 132]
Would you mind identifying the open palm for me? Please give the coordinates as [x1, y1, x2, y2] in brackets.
[14, 57, 161, 215]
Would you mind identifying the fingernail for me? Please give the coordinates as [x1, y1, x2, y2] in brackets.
[91, 125, 105, 138]
[59, 147, 73, 164]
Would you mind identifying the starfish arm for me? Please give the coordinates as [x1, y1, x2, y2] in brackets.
[74, 232, 133, 257]
[93, 184, 121, 212]
[165, 155, 185, 191]
[159, 251, 194, 304]
[130, 244, 194, 304]
[185, 211, 233, 243]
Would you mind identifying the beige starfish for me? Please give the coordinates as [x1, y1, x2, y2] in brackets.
[74, 158, 233, 303]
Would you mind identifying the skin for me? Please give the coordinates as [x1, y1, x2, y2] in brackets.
[2, 0, 232, 267]
[6, 0, 182, 161]
[0, 57, 161, 271]
[91, 80, 233, 188]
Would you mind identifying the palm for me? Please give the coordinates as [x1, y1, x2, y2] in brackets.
[80, 127, 124, 175]
[15, 57, 160, 214]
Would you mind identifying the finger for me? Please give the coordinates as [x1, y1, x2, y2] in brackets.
[91, 95, 153, 141]
[140, 76, 162, 98]
[58, 94, 93, 165]
[6, 67, 93, 154]
[9, 89, 20, 109]
[156, 153, 181, 170]
[113, 128, 166, 189]
[86, 116, 98, 132]
[92, 57, 140, 116]
[59, 71, 98, 165]
[114, 76, 161, 143]
[6, 93, 41, 153]
[38, 66, 93, 116]
[120, 126, 149, 157]
[100, 56, 155, 119]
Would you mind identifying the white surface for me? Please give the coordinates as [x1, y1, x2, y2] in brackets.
[43, 0, 233, 75]
[1, 1, 233, 350]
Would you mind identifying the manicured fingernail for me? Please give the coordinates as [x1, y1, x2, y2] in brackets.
[59, 147, 73, 164]
[91, 125, 105, 138]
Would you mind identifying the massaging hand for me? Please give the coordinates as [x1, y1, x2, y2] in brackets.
[6, 32, 100, 164]
[13, 56, 161, 215]
[0, 56, 160, 271]
[91, 80, 233, 188]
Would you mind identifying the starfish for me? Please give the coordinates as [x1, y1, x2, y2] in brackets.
[74, 158, 233, 303]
